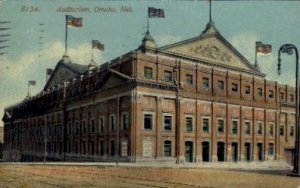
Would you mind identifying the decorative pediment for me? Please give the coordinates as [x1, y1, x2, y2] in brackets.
[159, 28, 263, 76]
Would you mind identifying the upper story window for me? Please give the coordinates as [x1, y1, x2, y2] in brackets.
[257, 122, 263, 135]
[203, 77, 209, 89]
[122, 113, 128, 130]
[164, 71, 173, 82]
[232, 120, 238, 134]
[202, 118, 210, 133]
[257, 88, 263, 97]
[268, 90, 274, 98]
[290, 126, 294, 136]
[232, 83, 238, 92]
[245, 86, 251, 95]
[186, 74, 193, 85]
[269, 123, 274, 136]
[110, 115, 116, 131]
[280, 125, 284, 136]
[218, 80, 224, 90]
[217, 119, 224, 133]
[144, 114, 153, 130]
[91, 119, 95, 133]
[280, 92, 284, 101]
[164, 115, 172, 131]
[245, 121, 251, 135]
[144, 67, 153, 79]
[99, 117, 104, 132]
[186, 117, 193, 132]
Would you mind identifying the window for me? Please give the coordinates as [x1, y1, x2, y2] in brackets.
[290, 126, 294, 136]
[164, 115, 172, 131]
[268, 143, 274, 155]
[164, 140, 172, 157]
[164, 71, 173, 82]
[280, 92, 284, 101]
[290, 94, 294, 102]
[232, 120, 238, 134]
[110, 141, 115, 156]
[203, 77, 209, 89]
[144, 114, 153, 130]
[280, 125, 284, 136]
[99, 117, 104, 132]
[83, 121, 86, 134]
[258, 88, 263, 96]
[245, 122, 251, 135]
[245, 86, 251, 95]
[186, 117, 193, 132]
[122, 113, 128, 130]
[144, 67, 153, 79]
[99, 140, 104, 156]
[91, 119, 95, 133]
[268, 90, 274, 98]
[232, 83, 238, 92]
[218, 80, 224, 90]
[75, 122, 78, 134]
[186, 74, 193, 85]
[217, 119, 224, 133]
[257, 122, 263, 135]
[202, 118, 210, 133]
[110, 115, 116, 131]
[269, 123, 274, 136]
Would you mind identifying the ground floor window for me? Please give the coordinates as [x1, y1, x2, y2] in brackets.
[164, 140, 172, 157]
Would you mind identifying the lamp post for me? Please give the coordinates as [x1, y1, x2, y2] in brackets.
[277, 44, 300, 176]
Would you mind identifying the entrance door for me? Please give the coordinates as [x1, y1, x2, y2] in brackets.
[257, 143, 263, 161]
[244, 143, 251, 161]
[202, 142, 210, 162]
[185, 141, 193, 162]
[217, 142, 225, 162]
[231, 142, 238, 162]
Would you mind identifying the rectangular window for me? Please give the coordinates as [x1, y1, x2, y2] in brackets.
[122, 113, 128, 130]
[218, 80, 224, 90]
[290, 126, 294, 136]
[99, 117, 104, 132]
[164, 115, 172, 131]
[269, 123, 274, 136]
[144, 67, 153, 79]
[203, 77, 209, 89]
[218, 119, 224, 133]
[144, 114, 153, 130]
[268, 143, 274, 155]
[186, 74, 193, 85]
[100, 141, 104, 156]
[164, 141, 172, 157]
[257, 122, 263, 135]
[202, 118, 209, 133]
[269, 90, 274, 98]
[110, 141, 115, 156]
[280, 92, 284, 101]
[91, 119, 95, 133]
[110, 115, 116, 131]
[186, 117, 193, 132]
[245, 86, 251, 95]
[232, 120, 238, 134]
[280, 125, 284, 136]
[83, 121, 86, 134]
[258, 88, 263, 96]
[164, 71, 173, 82]
[245, 122, 251, 135]
[232, 83, 238, 92]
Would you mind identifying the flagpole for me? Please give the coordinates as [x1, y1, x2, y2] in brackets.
[147, 13, 149, 32]
[27, 81, 30, 97]
[91, 45, 94, 61]
[65, 15, 68, 54]
[209, 0, 212, 22]
[254, 42, 258, 69]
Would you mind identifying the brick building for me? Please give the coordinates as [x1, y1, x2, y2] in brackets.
[2, 21, 295, 163]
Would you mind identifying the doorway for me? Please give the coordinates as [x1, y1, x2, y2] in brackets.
[217, 142, 225, 162]
[231, 142, 238, 162]
[202, 142, 210, 162]
[244, 143, 251, 161]
[185, 141, 193, 162]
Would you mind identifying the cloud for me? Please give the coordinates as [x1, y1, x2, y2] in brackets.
[0, 41, 102, 126]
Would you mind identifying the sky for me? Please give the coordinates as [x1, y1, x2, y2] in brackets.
[0, 0, 299, 126]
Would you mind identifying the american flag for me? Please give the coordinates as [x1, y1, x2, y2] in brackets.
[148, 7, 165, 18]
[92, 40, 104, 51]
[256, 42, 272, 55]
[29, 80, 36, 86]
[66, 15, 82, 27]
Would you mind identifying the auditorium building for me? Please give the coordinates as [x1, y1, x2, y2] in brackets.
[2, 20, 296, 163]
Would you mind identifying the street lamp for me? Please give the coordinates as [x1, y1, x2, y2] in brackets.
[277, 44, 300, 176]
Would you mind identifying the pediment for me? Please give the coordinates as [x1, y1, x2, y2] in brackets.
[160, 33, 260, 73]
